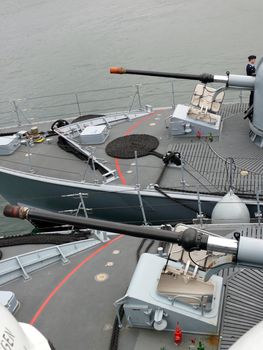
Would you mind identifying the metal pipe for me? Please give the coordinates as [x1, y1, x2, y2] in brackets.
[237, 237, 263, 265]
[207, 236, 238, 254]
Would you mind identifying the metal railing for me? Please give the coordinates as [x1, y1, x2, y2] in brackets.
[0, 80, 249, 129]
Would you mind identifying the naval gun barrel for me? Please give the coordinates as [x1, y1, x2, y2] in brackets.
[3, 205, 182, 245]
[4, 204, 263, 268]
[110, 67, 255, 89]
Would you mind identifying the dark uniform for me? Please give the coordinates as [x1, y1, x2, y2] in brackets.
[246, 61, 256, 107]
[246, 63, 256, 76]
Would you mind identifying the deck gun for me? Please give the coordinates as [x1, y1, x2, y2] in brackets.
[110, 58, 263, 147]
[4, 204, 263, 281]
[5, 204, 263, 346]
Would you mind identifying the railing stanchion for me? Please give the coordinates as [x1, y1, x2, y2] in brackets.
[75, 93, 81, 116]
[12, 100, 21, 126]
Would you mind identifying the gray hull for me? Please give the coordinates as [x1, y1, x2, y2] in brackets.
[0, 168, 259, 225]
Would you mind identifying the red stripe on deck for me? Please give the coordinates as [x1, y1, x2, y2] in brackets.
[30, 235, 123, 325]
[114, 111, 159, 184]
[115, 159, 127, 185]
[124, 111, 157, 136]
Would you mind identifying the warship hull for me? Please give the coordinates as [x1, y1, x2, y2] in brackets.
[0, 167, 260, 225]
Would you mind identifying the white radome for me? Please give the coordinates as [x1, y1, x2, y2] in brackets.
[212, 189, 250, 224]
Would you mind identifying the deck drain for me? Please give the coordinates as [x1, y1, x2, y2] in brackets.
[94, 273, 109, 282]
[240, 170, 249, 176]
[103, 324, 113, 331]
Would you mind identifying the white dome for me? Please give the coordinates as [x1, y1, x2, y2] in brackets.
[212, 190, 250, 224]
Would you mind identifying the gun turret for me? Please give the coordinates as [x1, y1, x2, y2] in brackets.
[110, 67, 255, 89]
[111, 61, 263, 148]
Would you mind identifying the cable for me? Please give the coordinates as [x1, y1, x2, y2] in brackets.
[188, 248, 211, 272]
[109, 236, 156, 350]
[0, 232, 91, 247]
[136, 238, 147, 262]
[154, 185, 200, 216]
[108, 305, 124, 350]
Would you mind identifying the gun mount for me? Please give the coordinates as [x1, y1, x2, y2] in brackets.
[5, 204, 263, 336]
[110, 66, 255, 89]
[4, 205, 263, 275]
[111, 59, 263, 147]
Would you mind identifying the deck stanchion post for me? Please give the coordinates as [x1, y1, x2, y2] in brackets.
[239, 90, 243, 104]
[226, 157, 235, 191]
[21, 139, 34, 173]
[171, 81, 176, 108]
[12, 100, 21, 126]
[75, 93, 81, 116]
[135, 150, 148, 225]
[136, 84, 142, 110]
[82, 161, 89, 183]
[129, 84, 142, 112]
[180, 154, 186, 190]
[197, 190, 204, 227]
[88, 147, 97, 182]
[255, 189, 262, 226]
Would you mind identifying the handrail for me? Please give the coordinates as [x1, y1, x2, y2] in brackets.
[0, 81, 248, 129]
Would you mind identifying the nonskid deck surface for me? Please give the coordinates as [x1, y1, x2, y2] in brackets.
[0, 102, 258, 195]
[0, 236, 219, 350]
[0, 236, 155, 350]
[2, 223, 263, 349]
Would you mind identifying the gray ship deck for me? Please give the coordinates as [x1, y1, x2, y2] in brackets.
[0, 98, 262, 225]
[0, 102, 255, 194]
[2, 222, 263, 350]
[0, 235, 221, 350]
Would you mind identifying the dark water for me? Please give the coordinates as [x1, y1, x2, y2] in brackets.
[0, 0, 262, 234]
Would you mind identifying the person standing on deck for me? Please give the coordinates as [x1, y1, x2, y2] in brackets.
[246, 55, 256, 107]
